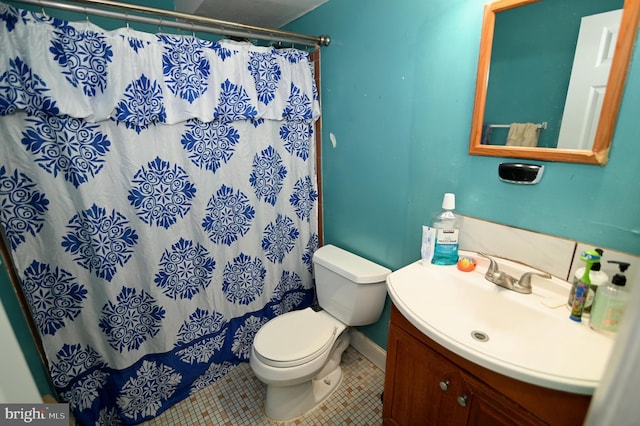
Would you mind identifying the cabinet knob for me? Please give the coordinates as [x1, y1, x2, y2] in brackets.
[457, 395, 468, 407]
[439, 380, 450, 391]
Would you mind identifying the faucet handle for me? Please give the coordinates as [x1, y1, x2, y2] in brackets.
[517, 271, 552, 290]
[478, 252, 499, 277]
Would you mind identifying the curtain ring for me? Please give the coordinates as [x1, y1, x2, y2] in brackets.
[158, 18, 163, 33]
[38, 0, 47, 17]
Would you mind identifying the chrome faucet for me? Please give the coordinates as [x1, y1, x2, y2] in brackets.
[478, 253, 551, 294]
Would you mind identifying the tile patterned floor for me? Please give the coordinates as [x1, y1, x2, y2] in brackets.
[143, 346, 384, 425]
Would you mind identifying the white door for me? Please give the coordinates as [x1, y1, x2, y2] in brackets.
[557, 9, 622, 150]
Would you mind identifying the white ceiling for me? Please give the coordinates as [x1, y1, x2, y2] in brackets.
[174, 0, 328, 29]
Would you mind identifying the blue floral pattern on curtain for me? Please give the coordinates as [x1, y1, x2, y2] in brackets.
[0, 3, 320, 425]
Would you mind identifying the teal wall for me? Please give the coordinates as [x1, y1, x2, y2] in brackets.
[286, 0, 640, 348]
[486, 0, 624, 147]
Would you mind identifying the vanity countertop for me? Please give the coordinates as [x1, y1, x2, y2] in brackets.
[386, 251, 614, 395]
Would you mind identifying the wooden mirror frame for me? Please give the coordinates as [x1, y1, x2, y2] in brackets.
[469, 0, 640, 165]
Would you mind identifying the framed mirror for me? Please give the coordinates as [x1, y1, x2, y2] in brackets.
[469, 0, 640, 165]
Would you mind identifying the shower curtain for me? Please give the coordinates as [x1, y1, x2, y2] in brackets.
[0, 3, 319, 424]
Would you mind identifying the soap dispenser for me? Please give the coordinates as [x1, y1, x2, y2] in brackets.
[589, 261, 631, 335]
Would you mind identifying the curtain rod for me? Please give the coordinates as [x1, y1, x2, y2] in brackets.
[8, 0, 331, 47]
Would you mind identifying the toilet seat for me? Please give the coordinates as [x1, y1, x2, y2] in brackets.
[253, 308, 339, 368]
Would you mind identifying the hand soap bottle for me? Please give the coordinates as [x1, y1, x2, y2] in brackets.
[431, 193, 463, 266]
[589, 261, 631, 335]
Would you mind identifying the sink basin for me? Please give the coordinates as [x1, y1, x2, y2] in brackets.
[386, 251, 614, 395]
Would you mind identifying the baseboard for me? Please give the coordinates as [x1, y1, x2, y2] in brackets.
[348, 328, 386, 372]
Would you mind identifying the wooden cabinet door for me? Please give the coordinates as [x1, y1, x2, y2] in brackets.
[384, 323, 462, 426]
[385, 304, 590, 426]
[456, 376, 540, 426]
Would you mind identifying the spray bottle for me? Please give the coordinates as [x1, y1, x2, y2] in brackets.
[569, 250, 601, 322]
[567, 248, 607, 315]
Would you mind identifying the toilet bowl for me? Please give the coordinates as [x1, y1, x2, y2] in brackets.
[249, 245, 390, 421]
[250, 308, 349, 420]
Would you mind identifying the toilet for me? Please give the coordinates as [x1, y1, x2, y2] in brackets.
[249, 244, 391, 421]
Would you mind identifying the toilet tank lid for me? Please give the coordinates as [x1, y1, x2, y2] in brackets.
[313, 245, 391, 284]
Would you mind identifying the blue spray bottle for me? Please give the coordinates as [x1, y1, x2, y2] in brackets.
[569, 250, 601, 322]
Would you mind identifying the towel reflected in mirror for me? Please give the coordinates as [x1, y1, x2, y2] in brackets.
[506, 123, 540, 147]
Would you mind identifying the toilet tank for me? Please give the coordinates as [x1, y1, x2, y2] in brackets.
[312, 245, 391, 326]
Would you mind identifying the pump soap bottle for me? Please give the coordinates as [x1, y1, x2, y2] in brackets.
[590, 261, 631, 335]
[431, 193, 463, 266]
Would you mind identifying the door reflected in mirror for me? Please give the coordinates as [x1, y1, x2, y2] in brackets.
[557, 9, 621, 150]
[469, 0, 640, 165]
